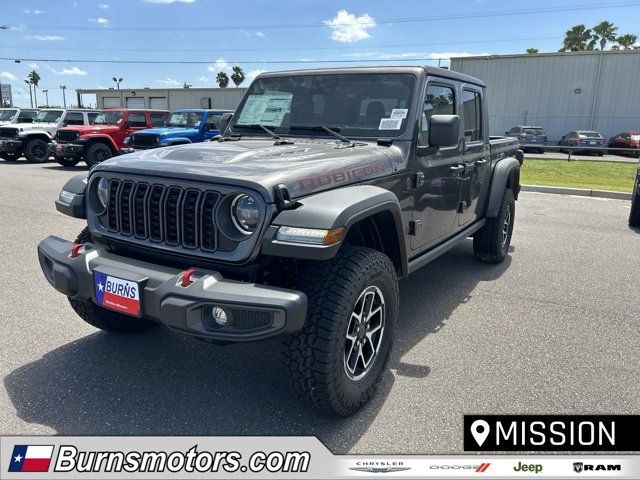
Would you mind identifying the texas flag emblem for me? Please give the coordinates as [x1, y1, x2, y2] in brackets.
[8, 445, 54, 472]
[94, 271, 141, 316]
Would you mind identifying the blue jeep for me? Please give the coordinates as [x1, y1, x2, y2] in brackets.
[125, 109, 232, 151]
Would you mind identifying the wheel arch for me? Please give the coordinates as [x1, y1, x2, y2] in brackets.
[85, 135, 118, 153]
[23, 132, 52, 143]
[486, 157, 520, 218]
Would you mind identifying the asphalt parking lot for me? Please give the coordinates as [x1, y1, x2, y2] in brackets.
[0, 160, 639, 455]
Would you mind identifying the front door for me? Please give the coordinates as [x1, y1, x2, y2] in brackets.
[411, 81, 464, 250]
[459, 86, 489, 226]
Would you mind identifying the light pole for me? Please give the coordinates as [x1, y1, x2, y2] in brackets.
[60, 85, 67, 108]
[112, 77, 123, 89]
[42, 89, 49, 106]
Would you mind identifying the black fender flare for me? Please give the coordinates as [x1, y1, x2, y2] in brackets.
[261, 185, 407, 273]
[486, 157, 520, 218]
[165, 138, 193, 146]
[54, 173, 88, 219]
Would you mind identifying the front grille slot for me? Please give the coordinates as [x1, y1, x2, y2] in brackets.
[57, 130, 79, 143]
[132, 134, 159, 149]
[99, 178, 241, 255]
[0, 128, 18, 138]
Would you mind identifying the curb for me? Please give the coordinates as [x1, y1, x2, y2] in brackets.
[521, 184, 632, 200]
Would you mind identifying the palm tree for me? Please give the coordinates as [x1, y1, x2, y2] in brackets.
[592, 21, 618, 50]
[616, 33, 638, 50]
[216, 71, 229, 88]
[230, 66, 245, 88]
[27, 70, 41, 107]
[526, 48, 539, 54]
[559, 24, 594, 52]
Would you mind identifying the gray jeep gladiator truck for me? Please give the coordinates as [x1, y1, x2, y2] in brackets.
[38, 66, 522, 416]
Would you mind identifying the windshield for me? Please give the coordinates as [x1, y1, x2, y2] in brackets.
[523, 128, 544, 135]
[232, 73, 416, 138]
[34, 110, 63, 123]
[166, 111, 204, 128]
[93, 111, 124, 125]
[579, 131, 602, 138]
[0, 110, 17, 121]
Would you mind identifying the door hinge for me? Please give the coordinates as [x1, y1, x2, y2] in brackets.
[409, 220, 423, 236]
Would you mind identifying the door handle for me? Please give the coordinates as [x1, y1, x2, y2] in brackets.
[450, 165, 465, 176]
[475, 159, 487, 166]
[414, 171, 425, 188]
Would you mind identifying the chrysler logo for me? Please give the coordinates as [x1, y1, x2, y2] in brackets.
[349, 466, 412, 473]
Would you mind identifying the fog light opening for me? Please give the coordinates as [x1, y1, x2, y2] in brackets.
[211, 306, 228, 326]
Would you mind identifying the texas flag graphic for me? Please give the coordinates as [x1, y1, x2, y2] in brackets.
[8, 445, 54, 472]
[94, 271, 140, 316]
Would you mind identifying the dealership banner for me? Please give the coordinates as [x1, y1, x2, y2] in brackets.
[1, 436, 639, 479]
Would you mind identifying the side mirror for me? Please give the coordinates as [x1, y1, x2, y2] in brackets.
[219, 113, 233, 134]
[429, 115, 460, 148]
[505, 131, 509, 135]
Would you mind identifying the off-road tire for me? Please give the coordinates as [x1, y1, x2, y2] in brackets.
[1, 151, 21, 161]
[629, 177, 640, 228]
[474, 188, 515, 263]
[282, 246, 398, 416]
[85, 143, 113, 168]
[23, 138, 50, 163]
[55, 154, 81, 167]
[67, 227, 158, 333]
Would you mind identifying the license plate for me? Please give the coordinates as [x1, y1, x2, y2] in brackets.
[93, 271, 141, 316]
[56, 145, 64, 153]
[589, 141, 596, 145]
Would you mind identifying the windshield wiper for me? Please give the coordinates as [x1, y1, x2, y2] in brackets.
[235, 124, 294, 145]
[289, 125, 355, 147]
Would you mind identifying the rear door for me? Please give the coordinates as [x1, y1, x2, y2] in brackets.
[459, 86, 489, 226]
[411, 80, 463, 250]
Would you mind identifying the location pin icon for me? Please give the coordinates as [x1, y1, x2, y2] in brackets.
[471, 419, 490, 447]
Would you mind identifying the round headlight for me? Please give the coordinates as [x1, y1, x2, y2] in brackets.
[231, 194, 260, 233]
[96, 177, 110, 210]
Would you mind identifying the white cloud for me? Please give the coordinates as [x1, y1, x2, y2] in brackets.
[28, 62, 39, 69]
[247, 69, 266, 81]
[156, 78, 181, 86]
[324, 10, 375, 43]
[23, 9, 45, 14]
[198, 76, 210, 83]
[10, 24, 26, 31]
[89, 17, 110, 24]
[98, 3, 109, 9]
[26, 35, 65, 41]
[143, 0, 196, 3]
[256, 31, 265, 38]
[53, 66, 88, 75]
[207, 57, 229, 72]
[0, 71, 17, 81]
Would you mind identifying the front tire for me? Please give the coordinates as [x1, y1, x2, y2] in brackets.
[55, 154, 81, 167]
[282, 247, 398, 416]
[85, 143, 113, 167]
[67, 227, 158, 333]
[23, 138, 50, 163]
[474, 188, 515, 263]
[630, 177, 640, 228]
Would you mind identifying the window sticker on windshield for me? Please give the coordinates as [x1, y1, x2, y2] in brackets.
[237, 93, 293, 127]
[379, 118, 403, 130]
[390, 108, 408, 120]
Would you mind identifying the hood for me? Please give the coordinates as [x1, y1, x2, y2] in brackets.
[13, 122, 57, 131]
[66, 124, 119, 135]
[134, 127, 197, 138]
[93, 138, 405, 202]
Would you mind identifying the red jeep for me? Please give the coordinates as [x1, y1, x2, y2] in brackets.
[51, 109, 168, 167]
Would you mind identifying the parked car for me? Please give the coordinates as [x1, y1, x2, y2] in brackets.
[124, 109, 233, 152]
[38, 66, 522, 416]
[51, 109, 168, 167]
[0, 108, 39, 125]
[558, 130, 606, 155]
[630, 159, 640, 227]
[0, 109, 97, 162]
[608, 131, 640, 158]
[505, 125, 547, 153]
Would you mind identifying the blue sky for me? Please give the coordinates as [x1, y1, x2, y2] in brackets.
[2, 0, 640, 107]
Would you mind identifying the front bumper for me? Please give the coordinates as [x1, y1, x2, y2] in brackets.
[37, 235, 307, 342]
[49, 142, 84, 158]
[0, 138, 23, 153]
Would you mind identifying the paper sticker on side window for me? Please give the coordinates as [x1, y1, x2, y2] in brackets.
[379, 118, 402, 130]
[237, 93, 293, 127]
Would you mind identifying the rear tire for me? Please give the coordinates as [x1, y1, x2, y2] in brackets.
[85, 143, 113, 167]
[629, 177, 640, 228]
[23, 138, 50, 163]
[474, 188, 515, 263]
[282, 247, 398, 416]
[0, 151, 21, 161]
[55, 154, 81, 167]
[67, 227, 158, 334]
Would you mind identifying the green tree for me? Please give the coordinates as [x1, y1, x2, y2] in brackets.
[559, 24, 594, 52]
[230, 66, 245, 88]
[216, 71, 229, 88]
[526, 48, 539, 54]
[592, 21, 618, 50]
[615, 33, 638, 49]
[27, 70, 41, 107]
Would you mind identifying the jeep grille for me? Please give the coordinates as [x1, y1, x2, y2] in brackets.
[57, 130, 79, 143]
[0, 127, 18, 138]
[102, 179, 238, 253]
[131, 133, 160, 149]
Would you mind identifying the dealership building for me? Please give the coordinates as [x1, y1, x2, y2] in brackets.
[76, 86, 248, 111]
[451, 49, 640, 142]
